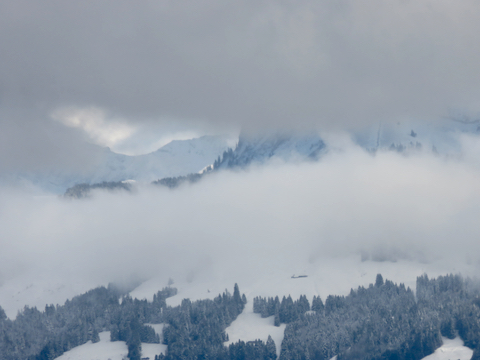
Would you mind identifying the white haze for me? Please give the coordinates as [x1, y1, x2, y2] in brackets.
[1, 136, 480, 317]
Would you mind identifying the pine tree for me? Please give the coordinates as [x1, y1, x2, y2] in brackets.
[266, 335, 277, 359]
[0, 306, 6, 321]
[312, 296, 324, 313]
[91, 328, 100, 343]
[274, 305, 281, 327]
[233, 283, 244, 314]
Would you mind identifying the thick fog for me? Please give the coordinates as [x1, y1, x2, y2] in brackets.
[2, 0, 480, 170]
[1, 136, 480, 316]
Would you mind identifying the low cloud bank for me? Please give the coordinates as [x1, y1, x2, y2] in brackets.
[1, 138, 480, 315]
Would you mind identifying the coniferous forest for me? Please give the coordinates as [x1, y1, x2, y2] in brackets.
[0, 275, 479, 360]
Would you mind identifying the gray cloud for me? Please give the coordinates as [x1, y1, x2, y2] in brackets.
[2, 0, 480, 134]
[0, 107, 103, 174]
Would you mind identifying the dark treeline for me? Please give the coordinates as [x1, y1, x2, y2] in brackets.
[152, 173, 203, 189]
[252, 274, 480, 360]
[64, 181, 132, 198]
[0, 284, 249, 360]
[1, 274, 480, 360]
[253, 294, 311, 326]
[278, 275, 437, 360]
[152, 284, 277, 360]
[0, 284, 174, 360]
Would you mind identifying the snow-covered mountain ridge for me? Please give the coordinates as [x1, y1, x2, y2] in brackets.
[7, 118, 479, 194]
[353, 117, 480, 154]
[214, 132, 326, 170]
[4, 135, 232, 193]
[152, 132, 326, 189]
[152, 119, 480, 190]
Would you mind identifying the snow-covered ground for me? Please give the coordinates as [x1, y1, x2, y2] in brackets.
[5, 251, 450, 360]
[421, 337, 473, 360]
[128, 254, 475, 358]
[54, 332, 127, 360]
[130, 254, 471, 309]
[0, 274, 106, 319]
[3, 230, 478, 360]
[52, 333, 474, 360]
[225, 301, 286, 357]
[5, 135, 233, 193]
[54, 330, 167, 360]
[127, 253, 476, 359]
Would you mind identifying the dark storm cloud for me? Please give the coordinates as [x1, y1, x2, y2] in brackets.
[2, 0, 480, 132]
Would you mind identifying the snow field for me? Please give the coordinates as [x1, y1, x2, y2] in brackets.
[54, 329, 167, 360]
[224, 301, 286, 357]
[129, 254, 473, 359]
[54, 332, 127, 360]
[0, 274, 106, 319]
[422, 337, 473, 360]
[132, 254, 470, 309]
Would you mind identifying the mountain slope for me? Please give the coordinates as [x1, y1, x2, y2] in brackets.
[214, 132, 325, 170]
[10, 135, 232, 193]
[353, 117, 480, 154]
[153, 132, 326, 188]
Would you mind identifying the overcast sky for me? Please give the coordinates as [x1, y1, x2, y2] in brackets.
[2, 0, 480, 169]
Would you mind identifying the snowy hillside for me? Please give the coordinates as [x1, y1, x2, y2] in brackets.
[7, 135, 233, 193]
[352, 117, 480, 154]
[45, 267, 476, 360]
[214, 132, 325, 170]
[151, 131, 326, 188]
[8, 120, 480, 194]
[213, 119, 480, 173]
[93, 135, 234, 183]
[50, 317, 475, 360]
